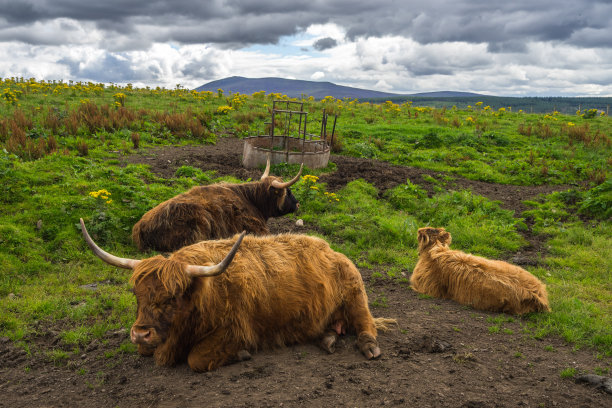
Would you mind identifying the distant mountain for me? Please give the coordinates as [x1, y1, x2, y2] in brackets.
[196, 76, 403, 99]
[197, 76, 485, 99]
[410, 91, 483, 97]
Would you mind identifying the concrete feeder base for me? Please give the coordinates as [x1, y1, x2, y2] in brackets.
[242, 136, 330, 169]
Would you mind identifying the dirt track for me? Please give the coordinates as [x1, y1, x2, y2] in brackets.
[1, 138, 609, 407]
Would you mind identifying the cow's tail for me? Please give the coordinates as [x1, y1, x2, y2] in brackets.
[374, 317, 398, 332]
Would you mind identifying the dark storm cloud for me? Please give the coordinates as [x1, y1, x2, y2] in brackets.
[487, 41, 527, 54]
[161, 14, 308, 46]
[313, 37, 337, 51]
[0, 0, 611, 50]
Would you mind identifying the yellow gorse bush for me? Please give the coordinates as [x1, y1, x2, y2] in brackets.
[2, 88, 20, 105]
[324, 191, 340, 202]
[302, 175, 319, 183]
[216, 105, 234, 114]
[113, 92, 126, 107]
[231, 93, 249, 109]
[383, 100, 401, 114]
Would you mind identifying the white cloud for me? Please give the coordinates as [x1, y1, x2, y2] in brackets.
[311, 71, 325, 80]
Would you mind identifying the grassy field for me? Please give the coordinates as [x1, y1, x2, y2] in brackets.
[0, 77, 610, 358]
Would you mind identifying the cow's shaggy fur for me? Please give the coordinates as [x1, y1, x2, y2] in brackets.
[132, 175, 299, 252]
[410, 227, 550, 315]
[114, 233, 394, 371]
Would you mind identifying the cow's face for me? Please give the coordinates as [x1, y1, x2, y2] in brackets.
[277, 187, 299, 215]
[265, 177, 299, 216]
[417, 227, 452, 253]
[130, 274, 182, 354]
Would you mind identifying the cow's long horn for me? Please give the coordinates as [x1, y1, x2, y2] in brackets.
[185, 231, 246, 277]
[271, 164, 303, 189]
[79, 218, 140, 269]
[260, 156, 271, 180]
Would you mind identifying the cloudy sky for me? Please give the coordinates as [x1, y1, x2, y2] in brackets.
[1, 0, 611, 96]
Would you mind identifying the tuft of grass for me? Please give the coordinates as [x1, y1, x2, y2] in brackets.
[47, 349, 70, 366]
[61, 326, 91, 346]
[371, 293, 389, 308]
[560, 367, 577, 379]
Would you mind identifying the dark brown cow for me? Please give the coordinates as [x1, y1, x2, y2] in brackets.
[80, 218, 393, 372]
[132, 160, 303, 252]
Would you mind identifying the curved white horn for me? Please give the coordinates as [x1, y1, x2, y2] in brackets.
[271, 164, 304, 189]
[80, 218, 140, 270]
[185, 231, 246, 277]
[260, 155, 271, 180]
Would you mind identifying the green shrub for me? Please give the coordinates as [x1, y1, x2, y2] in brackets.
[579, 177, 612, 220]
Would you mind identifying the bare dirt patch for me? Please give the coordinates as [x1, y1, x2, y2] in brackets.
[1, 138, 609, 408]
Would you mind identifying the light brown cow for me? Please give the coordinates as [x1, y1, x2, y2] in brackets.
[80, 218, 394, 372]
[411, 227, 550, 315]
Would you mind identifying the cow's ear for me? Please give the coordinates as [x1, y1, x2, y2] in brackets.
[440, 231, 452, 245]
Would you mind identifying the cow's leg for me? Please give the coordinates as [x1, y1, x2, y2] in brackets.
[187, 330, 244, 372]
[319, 309, 348, 354]
[345, 288, 381, 359]
[319, 329, 339, 354]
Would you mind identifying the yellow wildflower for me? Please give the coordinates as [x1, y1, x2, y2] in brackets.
[89, 189, 111, 199]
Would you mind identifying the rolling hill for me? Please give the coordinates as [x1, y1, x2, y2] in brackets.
[196, 76, 404, 99]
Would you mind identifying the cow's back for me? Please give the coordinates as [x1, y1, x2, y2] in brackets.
[172, 234, 363, 347]
[427, 246, 550, 314]
[132, 185, 269, 252]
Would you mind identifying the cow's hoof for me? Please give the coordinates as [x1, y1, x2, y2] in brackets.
[320, 332, 338, 354]
[363, 345, 381, 360]
[237, 349, 252, 361]
[357, 332, 381, 359]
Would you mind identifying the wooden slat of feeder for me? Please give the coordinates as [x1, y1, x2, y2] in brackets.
[272, 109, 307, 114]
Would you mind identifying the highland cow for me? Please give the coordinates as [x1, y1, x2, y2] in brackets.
[81, 218, 392, 372]
[132, 160, 303, 252]
[411, 227, 550, 315]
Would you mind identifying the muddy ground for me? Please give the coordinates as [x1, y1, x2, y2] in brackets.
[1, 138, 610, 407]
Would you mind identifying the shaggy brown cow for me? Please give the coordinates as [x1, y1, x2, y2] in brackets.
[411, 227, 550, 315]
[132, 160, 303, 252]
[81, 218, 392, 372]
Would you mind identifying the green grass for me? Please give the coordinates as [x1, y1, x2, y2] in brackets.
[520, 194, 612, 352]
[0, 78, 611, 359]
[560, 367, 577, 379]
[294, 178, 524, 266]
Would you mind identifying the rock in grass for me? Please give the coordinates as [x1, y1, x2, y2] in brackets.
[575, 374, 612, 394]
